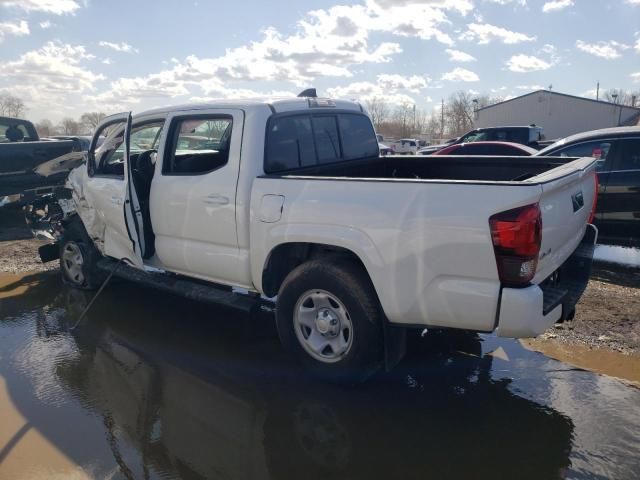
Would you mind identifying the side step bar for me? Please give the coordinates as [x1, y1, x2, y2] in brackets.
[96, 258, 261, 314]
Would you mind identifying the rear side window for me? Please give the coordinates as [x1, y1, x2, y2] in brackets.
[265, 113, 377, 173]
[265, 116, 315, 171]
[552, 140, 613, 171]
[614, 139, 640, 171]
[164, 116, 232, 175]
[461, 144, 490, 155]
[339, 114, 378, 159]
[0, 121, 34, 142]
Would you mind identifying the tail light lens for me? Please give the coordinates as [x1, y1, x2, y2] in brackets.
[588, 172, 598, 224]
[489, 203, 542, 287]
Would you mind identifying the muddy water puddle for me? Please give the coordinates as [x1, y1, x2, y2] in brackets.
[1, 271, 640, 479]
[523, 338, 640, 386]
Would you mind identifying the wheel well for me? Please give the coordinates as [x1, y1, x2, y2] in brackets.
[262, 243, 369, 298]
[62, 214, 93, 244]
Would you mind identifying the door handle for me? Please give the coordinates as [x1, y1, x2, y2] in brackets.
[203, 194, 229, 206]
[111, 196, 123, 205]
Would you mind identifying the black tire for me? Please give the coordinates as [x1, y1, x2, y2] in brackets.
[59, 218, 105, 290]
[276, 257, 383, 382]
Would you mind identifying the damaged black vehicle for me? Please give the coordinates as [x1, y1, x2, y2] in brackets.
[0, 116, 88, 205]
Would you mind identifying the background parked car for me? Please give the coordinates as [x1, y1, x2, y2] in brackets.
[434, 141, 537, 156]
[418, 137, 458, 155]
[536, 126, 640, 247]
[387, 138, 420, 154]
[379, 143, 393, 156]
[419, 125, 544, 155]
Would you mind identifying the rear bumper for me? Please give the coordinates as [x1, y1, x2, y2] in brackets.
[496, 224, 597, 338]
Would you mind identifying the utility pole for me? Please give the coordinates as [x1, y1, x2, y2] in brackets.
[440, 98, 444, 139]
[596, 81, 600, 101]
[413, 104, 416, 133]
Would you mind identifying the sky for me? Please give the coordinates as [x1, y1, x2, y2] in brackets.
[0, 0, 639, 123]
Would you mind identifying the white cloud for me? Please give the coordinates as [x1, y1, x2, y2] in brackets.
[39, 20, 52, 29]
[575, 40, 630, 59]
[0, 42, 103, 102]
[635, 36, 640, 53]
[377, 74, 430, 92]
[371, 0, 474, 15]
[445, 48, 476, 62]
[542, 0, 573, 12]
[506, 54, 552, 72]
[0, 19, 29, 44]
[459, 23, 535, 44]
[0, 41, 107, 118]
[99, 41, 139, 54]
[441, 67, 479, 81]
[326, 73, 431, 105]
[626, 0, 640, 4]
[0, 0, 489, 117]
[516, 84, 544, 90]
[0, 0, 81, 15]
[189, 88, 296, 103]
[484, 0, 527, 5]
[632, 72, 640, 83]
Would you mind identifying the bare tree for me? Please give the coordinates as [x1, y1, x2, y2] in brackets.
[80, 112, 107, 133]
[0, 94, 27, 118]
[444, 91, 502, 137]
[603, 89, 640, 107]
[59, 117, 82, 135]
[365, 97, 390, 131]
[445, 91, 475, 137]
[35, 119, 54, 137]
[391, 102, 415, 138]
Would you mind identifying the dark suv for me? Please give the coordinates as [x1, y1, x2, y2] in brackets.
[536, 126, 640, 247]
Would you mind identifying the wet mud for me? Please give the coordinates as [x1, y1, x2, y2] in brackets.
[1, 271, 639, 479]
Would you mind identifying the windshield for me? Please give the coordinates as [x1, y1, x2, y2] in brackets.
[460, 131, 490, 143]
[535, 138, 569, 156]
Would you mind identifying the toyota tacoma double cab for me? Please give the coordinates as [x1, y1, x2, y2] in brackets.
[43, 93, 598, 380]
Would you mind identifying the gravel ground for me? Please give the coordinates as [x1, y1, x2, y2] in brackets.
[0, 205, 56, 274]
[1, 204, 638, 354]
[532, 263, 640, 354]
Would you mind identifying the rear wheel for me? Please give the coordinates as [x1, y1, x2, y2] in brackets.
[276, 258, 383, 382]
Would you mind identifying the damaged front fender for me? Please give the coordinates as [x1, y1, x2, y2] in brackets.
[65, 165, 106, 254]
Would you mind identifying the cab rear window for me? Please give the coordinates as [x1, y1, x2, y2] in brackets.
[265, 113, 377, 174]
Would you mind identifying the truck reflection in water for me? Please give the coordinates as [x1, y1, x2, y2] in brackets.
[5, 275, 574, 480]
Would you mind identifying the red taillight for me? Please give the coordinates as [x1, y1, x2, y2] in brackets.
[489, 203, 542, 287]
[588, 172, 598, 224]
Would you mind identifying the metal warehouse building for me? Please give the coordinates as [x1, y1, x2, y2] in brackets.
[474, 90, 640, 140]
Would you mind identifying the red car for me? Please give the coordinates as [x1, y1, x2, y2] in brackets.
[434, 141, 537, 156]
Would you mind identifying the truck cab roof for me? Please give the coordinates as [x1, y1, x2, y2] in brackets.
[135, 97, 363, 119]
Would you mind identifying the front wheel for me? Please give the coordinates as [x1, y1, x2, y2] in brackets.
[276, 258, 383, 382]
[59, 236, 105, 290]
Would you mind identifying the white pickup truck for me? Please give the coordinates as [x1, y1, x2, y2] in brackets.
[48, 94, 598, 381]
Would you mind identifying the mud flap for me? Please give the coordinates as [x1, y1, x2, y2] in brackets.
[38, 243, 60, 263]
[383, 320, 407, 371]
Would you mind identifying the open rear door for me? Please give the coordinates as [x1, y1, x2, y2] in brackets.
[122, 112, 145, 269]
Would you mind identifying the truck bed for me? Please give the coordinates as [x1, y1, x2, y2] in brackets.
[265, 155, 573, 183]
[252, 154, 597, 331]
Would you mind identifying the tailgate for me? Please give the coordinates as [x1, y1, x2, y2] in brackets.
[529, 156, 597, 283]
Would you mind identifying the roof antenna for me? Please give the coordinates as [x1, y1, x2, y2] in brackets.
[297, 88, 317, 98]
